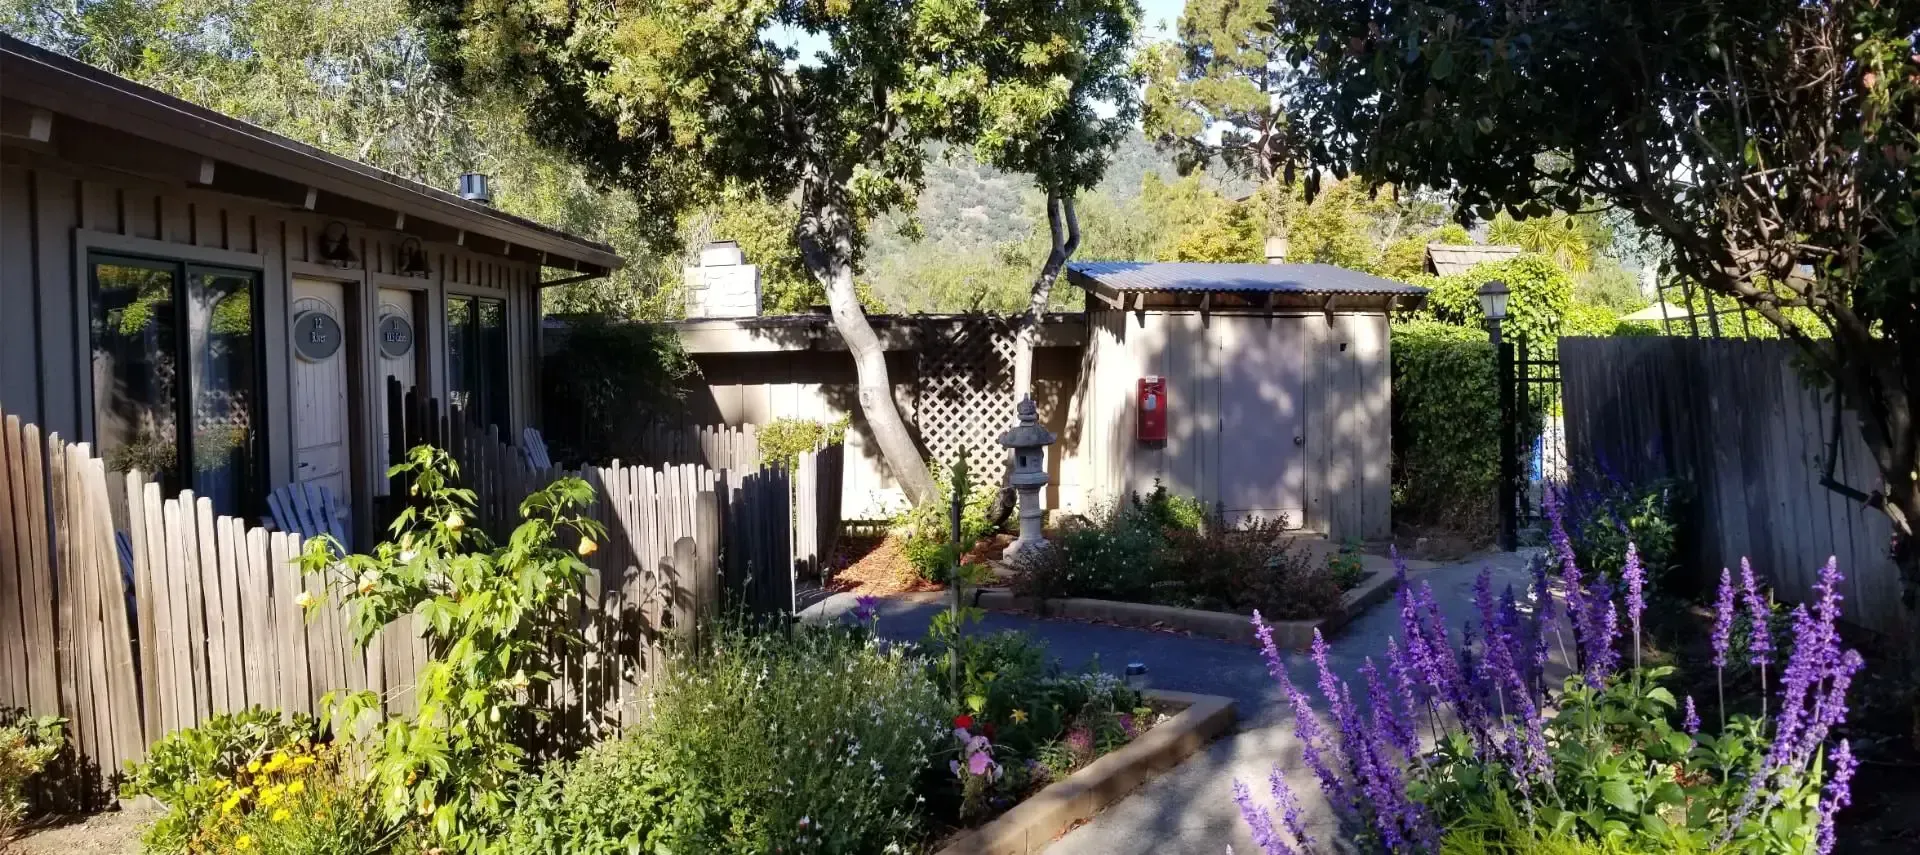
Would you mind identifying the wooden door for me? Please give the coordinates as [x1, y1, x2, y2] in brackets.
[289, 278, 351, 505]
[376, 289, 419, 490]
[1214, 317, 1306, 527]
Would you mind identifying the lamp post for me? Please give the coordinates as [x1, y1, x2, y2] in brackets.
[1478, 280, 1518, 551]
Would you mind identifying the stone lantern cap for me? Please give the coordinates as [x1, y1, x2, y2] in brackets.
[997, 397, 1057, 449]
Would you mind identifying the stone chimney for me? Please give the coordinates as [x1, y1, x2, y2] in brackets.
[683, 240, 762, 318]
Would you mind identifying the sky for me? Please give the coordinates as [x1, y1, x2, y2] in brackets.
[774, 0, 1188, 64]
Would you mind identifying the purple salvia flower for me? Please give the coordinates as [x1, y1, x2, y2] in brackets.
[1233, 779, 1293, 855]
[1798, 648, 1863, 766]
[1251, 610, 1289, 684]
[1268, 768, 1315, 850]
[1623, 542, 1645, 670]
[1711, 567, 1735, 669]
[1741, 559, 1772, 669]
[1683, 696, 1700, 735]
[1363, 657, 1417, 761]
[1815, 740, 1857, 855]
[1528, 553, 1556, 691]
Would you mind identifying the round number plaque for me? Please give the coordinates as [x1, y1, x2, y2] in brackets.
[292, 310, 344, 362]
[378, 314, 414, 359]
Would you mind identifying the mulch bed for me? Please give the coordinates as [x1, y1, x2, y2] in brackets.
[825, 533, 1008, 597]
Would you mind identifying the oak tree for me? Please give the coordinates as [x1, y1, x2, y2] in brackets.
[412, 0, 1138, 503]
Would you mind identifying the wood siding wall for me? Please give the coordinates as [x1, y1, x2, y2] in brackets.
[1078, 309, 1391, 540]
[0, 148, 544, 534]
[1560, 337, 1905, 639]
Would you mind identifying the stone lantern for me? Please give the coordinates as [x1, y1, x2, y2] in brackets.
[998, 395, 1057, 563]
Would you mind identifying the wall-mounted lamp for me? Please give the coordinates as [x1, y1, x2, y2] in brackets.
[318, 221, 358, 268]
[396, 236, 431, 278]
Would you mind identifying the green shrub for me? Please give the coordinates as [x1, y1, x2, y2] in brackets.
[542, 317, 696, 464]
[1328, 538, 1368, 591]
[756, 416, 850, 468]
[121, 708, 322, 853]
[899, 458, 1002, 582]
[1011, 491, 1344, 620]
[1390, 319, 1500, 535]
[298, 447, 607, 850]
[504, 624, 943, 854]
[1570, 478, 1688, 593]
[1, 712, 63, 839]
[1561, 302, 1622, 339]
[1418, 253, 1576, 354]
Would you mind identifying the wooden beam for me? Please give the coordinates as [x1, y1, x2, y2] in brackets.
[303, 187, 318, 210]
[196, 157, 215, 185]
[52, 119, 215, 186]
[0, 98, 52, 141]
[1322, 294, 1337, 327]
[393, 212, 406, 230]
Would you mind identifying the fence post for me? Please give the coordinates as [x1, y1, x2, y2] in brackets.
[1496, 337, 1519, 551]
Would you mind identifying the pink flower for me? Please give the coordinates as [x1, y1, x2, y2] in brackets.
[967, 751, 992, 776]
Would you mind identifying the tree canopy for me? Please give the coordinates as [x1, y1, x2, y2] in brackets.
[1270, 0, 1918, 578]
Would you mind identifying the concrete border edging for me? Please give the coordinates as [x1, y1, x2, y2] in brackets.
[934, 690, 1237, 855]
[973, 566, 1400, 650]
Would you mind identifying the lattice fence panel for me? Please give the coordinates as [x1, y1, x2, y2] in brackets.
[915, 318, 1016, 485]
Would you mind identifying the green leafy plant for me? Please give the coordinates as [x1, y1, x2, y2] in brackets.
[756, 416, 850, 469]
[297, 445, 605, 851]
[1390, 319, 1500, 537]
[1570, 478, 1688, 594]
[503, 622, 942, 854]
[898, 458, 1001, 583]
[120, 708, 321, 853]
[1328, 538, 1368, 591]
[0, 712, 63, 840]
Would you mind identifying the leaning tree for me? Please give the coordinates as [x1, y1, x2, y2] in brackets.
[1270, 0, 1919, 592]
[410, 0, 1138, 504]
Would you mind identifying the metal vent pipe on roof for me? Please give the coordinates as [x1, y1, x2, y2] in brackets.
[458, 173, 493, 205]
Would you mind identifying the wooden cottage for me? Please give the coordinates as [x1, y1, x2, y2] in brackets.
[0, 35, 622, 546]
[1068, 262, 1426, 540]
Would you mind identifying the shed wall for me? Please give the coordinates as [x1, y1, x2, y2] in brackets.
[1079, 308, 1390, 540]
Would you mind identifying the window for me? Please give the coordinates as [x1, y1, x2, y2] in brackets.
[91, 254, 263, 516]
[446, 295, 510, 431]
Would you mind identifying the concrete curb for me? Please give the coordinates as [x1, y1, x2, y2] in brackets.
[934, 690, 1237, 855]
[973, 566, 1400, 650]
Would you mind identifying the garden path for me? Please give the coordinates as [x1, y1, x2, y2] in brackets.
[801, 548, 1539, 854]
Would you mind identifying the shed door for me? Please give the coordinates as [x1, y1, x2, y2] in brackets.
[376, 289, 419, 490]
[1215, 318, 1305, 526]
[289, 278, 351, 504]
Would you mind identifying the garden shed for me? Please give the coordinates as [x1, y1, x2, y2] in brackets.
[1067, 262, 1427, 540]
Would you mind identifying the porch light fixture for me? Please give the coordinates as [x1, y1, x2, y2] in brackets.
[1476, 279, 1511, 323]
[318, 220, 358, 268]
[396, 237, 431, 278]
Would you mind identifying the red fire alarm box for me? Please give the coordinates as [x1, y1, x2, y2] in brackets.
[1138, 376, 1168, 442]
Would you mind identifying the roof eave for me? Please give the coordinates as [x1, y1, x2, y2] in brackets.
[0, 35, 623, 273]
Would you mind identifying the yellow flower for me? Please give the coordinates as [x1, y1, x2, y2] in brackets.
[286, 780, 306, 795]
[271, 808, 290, 823]
[221, 793, 244, 814]
[246, 758, 262, 773]
[258, 787, 282, 807]
[292, 755, 317, 770]
[295, 590, 316, 610]
[1011, 709, 1029, 724]
[445, 511, 465, 531]
[264, 754, 288, 773]
[576, 537, 598, 556]
[235, 835, 252, 850]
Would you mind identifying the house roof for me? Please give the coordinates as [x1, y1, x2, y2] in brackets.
[1620, 301, 1693, 322]
[1425, 243, 1521, 277]
[1066, 261, 1429, 297]
[0, 34, 621, 276]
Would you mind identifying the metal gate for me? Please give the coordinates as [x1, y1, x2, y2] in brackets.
[1498, 338, 1566, 548]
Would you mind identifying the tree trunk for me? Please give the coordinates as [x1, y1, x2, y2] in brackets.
[1011, 195, 1080, 404]
[797, 172, 938, 506]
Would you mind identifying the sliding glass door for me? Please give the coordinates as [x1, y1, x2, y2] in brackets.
[91, 253, 263, 516]
[446, 294, 510, 432]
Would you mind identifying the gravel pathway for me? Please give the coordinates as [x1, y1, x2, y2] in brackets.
[801, 549, 1540, 854]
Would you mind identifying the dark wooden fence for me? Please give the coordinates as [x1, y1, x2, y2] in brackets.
[1559, 337, 1904, 638]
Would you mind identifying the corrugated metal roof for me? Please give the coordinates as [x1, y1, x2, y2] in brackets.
[1066, 262, 1429, 296]
[1425, 244, 1521, 277]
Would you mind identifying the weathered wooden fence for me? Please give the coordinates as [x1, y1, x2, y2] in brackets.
[0, 400, 831, 775]
[1559, 338, 1904, 638]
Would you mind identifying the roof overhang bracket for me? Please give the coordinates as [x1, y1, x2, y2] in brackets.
[1263, 291, 1276, 317]
[1322, 294, 1337, 327]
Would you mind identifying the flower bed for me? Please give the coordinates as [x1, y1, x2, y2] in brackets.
[1004, 485, 1369, 623]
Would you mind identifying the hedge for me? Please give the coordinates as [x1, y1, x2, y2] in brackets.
[1390, 319, 1500, 536]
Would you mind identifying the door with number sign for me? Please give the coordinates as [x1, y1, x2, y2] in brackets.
[289, 277, 351, 504]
